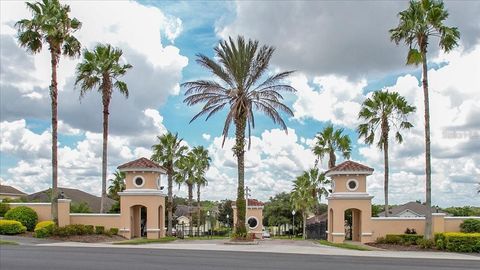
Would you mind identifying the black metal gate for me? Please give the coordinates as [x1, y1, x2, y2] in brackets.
[305, 221, 327, 240]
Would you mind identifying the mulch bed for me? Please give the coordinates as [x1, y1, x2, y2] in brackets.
[49, 234, 125, 243]
[366, 243, 439, 252]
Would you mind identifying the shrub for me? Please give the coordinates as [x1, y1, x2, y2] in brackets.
[435, 232, 480, 253]
[85, 225, 95, 234]
[4, 206, 38, 231]
[0, 220, 27, 235]
[375, 237, 386, 244]
[95, 226, 105, 234]
[460, 219, 480, 233]
[34, 221, 55, 238]
[53, 226, 69, 237]
[109, 227, 119, 235]
[384, 234, 423, 245]
[416, 238, 435, 249]
[404, 228, 417, 234]
[0, 203, 10, 217]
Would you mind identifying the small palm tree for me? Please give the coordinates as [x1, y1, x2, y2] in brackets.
[313, 125, 351, 169]
[358, 91, 416, 217]
[16, 0, 82, 224]
[390, 0, 459, 239]
[191, 146, 211, 236]
[183, 36, 296, 235]
[174, 152, 196, 231]
[108, 171, 126, 201]
[291, 168, 329, 239]
[75, 44, 132, 213]
[151, 132, 188, 236]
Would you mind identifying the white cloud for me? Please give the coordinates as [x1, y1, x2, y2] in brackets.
[291, 74, 366, 127]
[202, 133, 211, 141]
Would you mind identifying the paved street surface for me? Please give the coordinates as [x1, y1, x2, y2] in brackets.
[1, 245, 478, 270]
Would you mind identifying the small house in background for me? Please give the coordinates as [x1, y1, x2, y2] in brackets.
[0, 185, 26, 200]
[377, 201, 448, 217]
[232, 198, 264, 239]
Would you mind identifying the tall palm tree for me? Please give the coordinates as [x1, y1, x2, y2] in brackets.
[291, 168, 328, 239]
[151, 132, 188, 236]
[174, 152, 196, 232]
[15, 0, 82, 224]
[75, 44, 132, 213]
[313, 125, 351, 169]
[182, 36, 296, 235]
[191, 146, 211, 236]
[108, 171, 126, 201]
[357, 91, 416, 217]
[390, 0, 459, 239]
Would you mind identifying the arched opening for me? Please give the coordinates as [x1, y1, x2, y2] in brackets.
[344, 208, 361, 242]
[130, 205, 147, 238]
[328, 208, 334, 242]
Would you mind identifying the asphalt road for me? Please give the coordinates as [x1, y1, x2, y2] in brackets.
[0, 245, 477, 270]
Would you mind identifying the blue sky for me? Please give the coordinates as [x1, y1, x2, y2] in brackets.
[1, 1, 479, 207]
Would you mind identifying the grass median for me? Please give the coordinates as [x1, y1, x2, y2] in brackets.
[318, 240, 371, 251]
[113, 237, 177, 245]
[0, 240, 19, 245]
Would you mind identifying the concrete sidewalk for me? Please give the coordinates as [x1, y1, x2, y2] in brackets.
[34, 239, 480, 261]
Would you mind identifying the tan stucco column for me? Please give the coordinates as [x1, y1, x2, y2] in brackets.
[432, 213, 446, 234]
[146, 205, 160, 239]
[57, 199, 71, 227]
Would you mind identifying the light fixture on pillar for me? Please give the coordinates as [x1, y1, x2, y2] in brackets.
[292, 210, 296, 237]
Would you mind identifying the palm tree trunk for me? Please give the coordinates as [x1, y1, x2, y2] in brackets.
[50, 47, 59, 225]
[167, 168, 173, 236]
[197, 184, 201, 237]
[188, 183, 193, 236]
[234, 116, 247, 235]
[422, 49, 433, 240]
[328, 150, 336, 169]
[302, 211, 307, 240]
[383, 138, 389, 217]
[100, 87, 110, 213]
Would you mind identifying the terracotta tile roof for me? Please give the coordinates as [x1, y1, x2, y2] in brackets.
[117, 157, 164, 170]
[325, 160, 374, 175]
[0, 185, 26, 195]
[232, 198, 265, 207]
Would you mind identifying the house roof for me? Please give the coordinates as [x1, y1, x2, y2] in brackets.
[306, 212, 328, 225]
[232, 198, 265, 207]
[26, 187, 116, 213]
[325, 160, 374, 176]
[0, 185, 26, 195]
[117, 157, 166, 172]
[377, 201, 447, 217]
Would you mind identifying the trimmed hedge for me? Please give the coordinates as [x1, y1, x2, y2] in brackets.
[380, 234, 424, 245]
[0, 220, 27, 235]
[435, 232, 480, 253]
[460, 219, 480, 233]
[34, 221, 55, 238]
[109, 227, 119, 235]
[0, 202, 10, 217]
[95, 226, 105, 235]
[4, 206, 38, 231]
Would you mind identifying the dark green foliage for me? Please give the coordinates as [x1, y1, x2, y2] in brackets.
[435, 232, 480, 253]
[109, 227, 119, 235]
[34, 221, 55, 238]
[0, 203, 10, 217]
[443, 206, 480, 216]
[383, 234, 423, 245]
[404, 228, 417, 234]
[0, 220, 27, 235]
[263, 192, 297, 227]
[85, 225, 95, 234]
[4, 206, 38, 231]
[108, 201, 120, 213]
[416, 238, 435, 249]
[460, 219, 480, 233]
[95, 226, 105, 234]
[70, 202, 91, 213]
[217, 199, 233, 226]
[52, 224, 97, 237]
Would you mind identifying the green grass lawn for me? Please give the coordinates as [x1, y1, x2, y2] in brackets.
[318, 240, 371, 251]
[113, 237, 177, 245]
[182, 236, 229, 240]
[271, 235, 304, 240]
[0, 240, 19, 245]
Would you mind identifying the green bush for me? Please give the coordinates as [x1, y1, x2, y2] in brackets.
[85, 225, 95, 234]
[416, 238, 435, 249]
[95, 226, 105, 234]
[460, 219, 480, 233]
[384, 234, 423, 245]
[109, 227, 119, 235]
[0, 220, 27, 235]
[4, 206, 38, 231]
[435, 232, 480, 253]
[0, 203, 10, 217]
[34, 221, 55, 238]
[53, 226, 69, 237]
